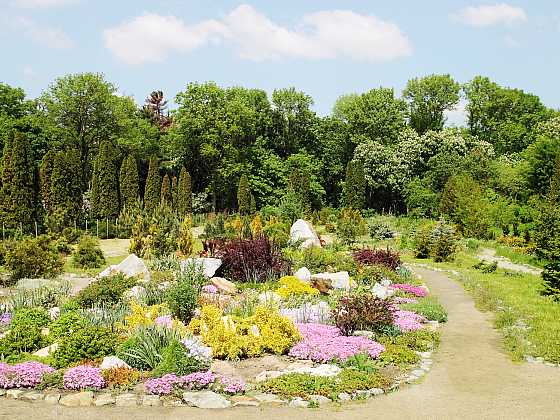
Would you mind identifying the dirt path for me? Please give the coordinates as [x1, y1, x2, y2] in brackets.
[1, 268, 559, 419]
[477, 248, 542, 275]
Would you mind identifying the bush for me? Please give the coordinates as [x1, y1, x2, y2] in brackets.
[276, 276, 320, 299]
[71, 235, 106, 269]
[52, 326, 118, 368]
[152, 339, 206, 376]
[337, 208, 367, 244]
[354, 265, 402, 287]
[542, 260, 560, 299]
[377, 343, 420, 368]
[332, 293, 394, 336]
[352, 248, 401, 271]
[165, 266, 203, 323]
[4, 236, 64, 281]
[129, 205, 180, 258]
[49, 311, 88, 339]
[61, 227, 82, 244]
[220, 237, 288, 282]
[413, 221, 458, 262]
[76, 273, 136, 308]
[102, 366, 141, 389]
[400, 297, 448, 323]
[36, 370, 64, 390]
[473, 261, 498, 273]
[289, 246, 357, 275]
[381, 330, 440, 352]
[368, 221, 394, 240]
[0, 308, 51, 357]
[177, 216, 195, 257]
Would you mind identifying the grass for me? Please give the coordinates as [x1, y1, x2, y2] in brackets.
[63, 255, 126, 276]
[492, 243, 546, 269]
[406, 251, 560, 364]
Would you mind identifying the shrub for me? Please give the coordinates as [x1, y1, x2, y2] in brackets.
[276, 276, 320, 299]
[337, 369, 391, 394]
[401, 298, 447, 322]
[129, 206, 180, 258]
[36, 369, 64, 390]
[165, 271, 201, 323]
[49, 311, 88, 339]
[76, 273, 136, 308]
[332, 293, 394, 336]
[336, 208, 367, 244]
[52, 326, 118, 368]
[262, 218, 290, 247]
[0, 308, 51, 356]
[102, 367, 141, 389]
[61, 227, 82, 244]
[352, 248, 401, 271]
[378, 343, 420, 368]
[152, 339, 207, 376]
[413, 223, 434, 259]
[354, 265, 401, 287]
[413, 221, 458, 262]
[473, 261, 498, 273]
[4, 236, 64, 280]
[71, 235, 105, 269]
[63, 365, 105, 390]
[289, 246, 357, 275]
[368, 221, 394, 240]
[220, 237, 288, 282]
[542, 260, 560, 299]
[381, 330, 440, 352]
[177, 216, 195, 257]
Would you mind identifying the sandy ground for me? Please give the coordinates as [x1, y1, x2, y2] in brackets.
[477, 248, 542, 276]
[1, 268, 559, 419]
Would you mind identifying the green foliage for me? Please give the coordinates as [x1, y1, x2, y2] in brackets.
[177, 216, 194, 257]
[144, 156, 161, 214]
[91, 140, 120, 219]
[119, 154, 139, 210]
[381, 330, 440, 352]
[160, 174, 172, 207]
[401, 297, 448, 322]
[0, 308, 51, 357]
[165, 265, 203, 322]
[49, 149, 82, 231]
[337, 208, 367, 244]
[36, 370, 64, 390]
[71, 235, 106, 268]
[76, 273, 136, 308]
[52, 325, 118, 368]
[129, 205, 180, 258]
[378, 343, 420, 368]
[4, 235, 64, 280]
[278, 188, 303, 224]
[49, 311, 88, 339]
[342, 160, 366, 209]
[177, 167, 192, 217]
[152, 339, 206, 376]
[237, 174, 251, 215]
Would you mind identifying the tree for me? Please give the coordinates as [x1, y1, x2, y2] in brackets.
[171, 175, 178, 208]
[0, 131, 35, 230]
[50, 149, 82, 230]
[237, 174, 251, 215]
[142, 90, 171, 131]
[39, 149, 56, 213]
[119, 154, 139, 210]
[177, 167, 192, 217]
[161, 174, 172, 207]
[342, 160, 366, 210]
[91, 140, 120, 219]
[403, 74, 460, 134]
[144, 156, 161, 213]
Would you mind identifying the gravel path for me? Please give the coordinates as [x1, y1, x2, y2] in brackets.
[1, 268, 559, 419]
[477, 248, 542, 275]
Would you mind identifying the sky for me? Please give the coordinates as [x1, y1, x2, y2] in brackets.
[1, 0, 559, 121]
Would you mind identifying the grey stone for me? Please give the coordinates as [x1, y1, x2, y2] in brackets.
[370, 388, 384, 396]
[142, 395, 162, 407]
[289, 220, 321, 249]
[181, 258, 222, 278]
[353, 390, 371, 400]
[309, 395, 331, 406]
[20, 391, 44, 401]
[183, 391, 231, 409]
[100, 355, 130, 370]
[59, 391, 94, 407]
[0, 389, 6, 397]
[94, 393, 116, 406]
[311, 271, 351, 290]
[162, 398, 183, 407]
[230, 395, 260, 407]
[411, 369, 425, 377]
[115, 393, 138, 407]
[44, 393, 61, 404]
[288, 397, 309, 408]
[337, 392, 351, 401]
[33, 342, 58, 358]
[6, 390, 25, 399]
[251, 393, 284, 405]
[294, 267, 312, 282]
[98, 254, 150, 281]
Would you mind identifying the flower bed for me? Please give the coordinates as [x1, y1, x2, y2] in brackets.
[144, 371, 245, 396]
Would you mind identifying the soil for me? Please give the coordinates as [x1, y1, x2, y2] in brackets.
[1, 267, 559, 419]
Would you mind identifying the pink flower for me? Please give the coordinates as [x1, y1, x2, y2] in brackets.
[390, 284, 428, 298]
[393, 310, 426, 331]
[63, 366, 105, 390]
[0, 362, 54, 389]
[155, 315, 173, 328]
[218, 376, 245, 394]
[144, 374, 178, 395]
[202, 285, 219, 294]
[393, 297, 418, 305]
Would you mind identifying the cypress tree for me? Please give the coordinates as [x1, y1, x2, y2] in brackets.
[119, 154, 139, 210]
[50, 149, 82, 229]
[0, 131, 35, 230]
[144, 156, 161, 214]
[91, 140, 120, 219]
[177, 167, 192, 217]
[171, 175, 178, 209]
[237, 174, 251, 215]
[161, 174, 172, 207]
[250, 194, 256, 214]
[289, 169, 311, 214]
[343, 160, 366, 210]
[39, 149, 56, 213]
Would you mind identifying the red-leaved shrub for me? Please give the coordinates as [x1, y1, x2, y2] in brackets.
[352, 248, 401, 271]
[220, 237, 288, 282]
[332, 293, 394, 336]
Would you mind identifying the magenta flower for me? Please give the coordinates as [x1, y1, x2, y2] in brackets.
[390, 284, 427, 297]
[63, 366, 105, 390]
[0, 362, 54, 389]
[202, 285, 219, 294]
[218, 376, 245, 394]
[144, 374, 179, 395]
[393, 310, 426, 331]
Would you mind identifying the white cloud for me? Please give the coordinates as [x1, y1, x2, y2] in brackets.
[12, 0, 76, 8]
[453, 3, 527, 27]
[444, 99, 467, 127]
[23, 65, 34, 78]
[103, 4, 412, 65]
[17, 17, 74, 48]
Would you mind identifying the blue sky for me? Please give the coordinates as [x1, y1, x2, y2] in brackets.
[1, 0, 559, 120]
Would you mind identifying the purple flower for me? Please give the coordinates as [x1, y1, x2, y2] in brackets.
[144, 374, 179, 395]
[393, 310, 426, 331]
[202, 285, 219, 294]
[390, 284, 428, 298]
[218, 376, 245, 394]
[0, 362, 54, 389]
[288, 323, 385, 362]
[178, 371, 216, 389]
[155, 315, 173, 328]
[63, 366, 105, 390]
[0, 313, 12, 327]
[144, 371, 245, 395]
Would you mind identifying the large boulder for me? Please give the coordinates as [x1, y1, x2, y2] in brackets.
[210, 277, 237, 294]
[182, 391, 231, 409]
[100, 356, 130, 370]
[311, 271, 351, 293]
[294, 267, 311, 282]
[98, 254, 150, 281]
[289, 220, 321, 249]
[181, 258, 222, 278]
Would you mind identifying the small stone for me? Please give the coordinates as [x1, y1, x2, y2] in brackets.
[231, 395, 260, 407]
[21, 391, 44, 401]
[59, 391, 94, 407]
[337, 392, 351, 401]
[33, 343, 59, 358]
[183, 391, 231, 409]
[369, 388, 384, 396]
[162, 397, 183, 407]
[115, 393, 138, 407]
[353, 390, 371, 400]
[309, 395, 331, 406]
[142, 395, 162, 407]
[411, 369, 425, 377]
[251, 392, 285, 405]
[6, 390, 25, 399]
[44, 394, 61, 404]
[288, 397, 309, 408]
[255, 370, 283, 382]
[0, 389, 6, 397]
[211, 360, 240, 377]
[100, 356, 130, 370]
[210, 277, 237, 294]
[94, 393, 116, 406]
[417, 351, 432, 359]
[353, 330, 375, 339]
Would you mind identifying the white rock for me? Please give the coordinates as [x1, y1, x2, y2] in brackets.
[210, 277, 237, 294]
[309, 395, 331, 406]
[353, 330, 375, 339]
[59, 391, 94, 407]
[181, 258, 222, 278]
[48, 307, 60, 320]
[290, 220, 321, 249]
[33, 343, 58, 358]
[370, 388, 384, 396]
[371, 282, 395, 299]
[124, 285, 146, 299]
[311, 271, 351, 290]
[258, 291, 282, 305]
[100, 356, 130, 370]
[294, 267, 311, 282]
[289, 397, 309, 408]
[285, 363, 341, 377]
[98, 254, 150, 281]
[255, 370, 283, 382]
[338, 392, 351, 401]
[94, 393, 116, 406]
[182, 391, 231, 409]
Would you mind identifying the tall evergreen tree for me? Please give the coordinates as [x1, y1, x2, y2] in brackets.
[50, 149, 82, 229]
[0, 131, 35, 230]
[289, 169, 311, 214]
[237, 174, 251, 215]
[161, 174, 172, 207]
[171, 175, 178, 208]
[39, 149, 56, 213]
[540, 157, 560, 299]
[91, 140, 119, 219]
[119, 154, 139, 210]
[343, 160, 366, 209]
[144, 156, 161, 213]
[177, 167, 192, 217]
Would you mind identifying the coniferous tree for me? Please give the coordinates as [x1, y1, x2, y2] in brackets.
[171, 175, 178, 209]
[343, 160, 366, 210]
[144, 156, 161, 214]
[39, 149, 56, 213]
[237, 174, 251, 215]
[250, 194, 256, 214]
[91, 140, 119, 219]
[0, 131, 35, 230]
[540, 157, 560, 299]
[119, 154, 139, 210]
[177, 167, 192, 217]
[161, 174, 172, 207]
[50, 149, 82, 230]
[289, 169, 311, 214]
